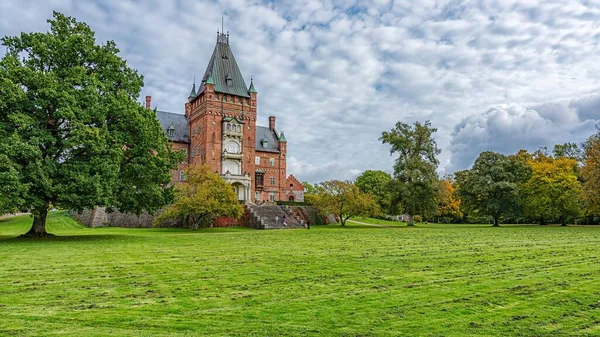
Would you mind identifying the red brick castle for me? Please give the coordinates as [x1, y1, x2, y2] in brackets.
[150, 31, 304, 203]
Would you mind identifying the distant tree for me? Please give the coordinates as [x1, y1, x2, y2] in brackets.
[456, 152, 531, 227]
[380, 120, 440, 226]
[0, 12, 181, 237]
[553, 142, 584, 162]
[436, 179, 462, 220]
[302, 181, 317, 194]
[522, 157, 581, 226]
[581, 131, 600, 216]
[354, 170, 392, 212]
[155, 165, 243, 230]
[314, 180, 379, 226]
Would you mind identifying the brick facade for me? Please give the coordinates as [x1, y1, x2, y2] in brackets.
[152, 31, 302, 202]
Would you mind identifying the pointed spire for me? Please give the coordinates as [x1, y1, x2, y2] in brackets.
[278, 132, 287, 143]
[248, 77, 257, 93]
[188, 77, 196, 98]
[206, 73, 215, 85]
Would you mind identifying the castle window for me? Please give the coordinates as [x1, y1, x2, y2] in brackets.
[255, 156, 260, 165]
[179, 171, 186, 181]
[270, 177, 275, 185]
[226, 75, 233, 86]
[224, 140, 240, 154]
[197, 125, 201, 133]
[167, 125, 175, 138]
[290, 184, 294, 189]
[255, 172, 264, 186]
[270, 158, 275, 167]
[226, 124, 231, 131]
[269, 192, 275, 202]
[255, 191, 261, 201]
[215, 93, 219, 100]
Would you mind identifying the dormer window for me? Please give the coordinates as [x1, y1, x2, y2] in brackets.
[226, 75, 233, 86]
[261, 137, 268, 148]
[167, 125, 175, 138]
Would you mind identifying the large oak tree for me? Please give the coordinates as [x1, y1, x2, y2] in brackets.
[0, 12, 181, 237]
[380, 120, 440, 226]
[456, 152, 531, 227]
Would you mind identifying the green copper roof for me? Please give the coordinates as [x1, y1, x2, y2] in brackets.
[198, 33, 250, 98]
[248, 78, 257, 93]
[278, 131, 287, 143]
[205, 74, 215, 85]
[188, 83, 196, 98]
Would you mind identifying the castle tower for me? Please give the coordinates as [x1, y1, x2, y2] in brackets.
[186, 31, 256, 201]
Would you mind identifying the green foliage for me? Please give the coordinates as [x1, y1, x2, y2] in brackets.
[155, 165, 243, 230]
[553, 142, 584, 162]
[354, 170, 392, 212]
[380, 120, 440, 226]
[456, 152, 532, 226]
[313, 180, 380, 226]
[0, 12, 181, 235]
[581, 132, 600, 216]
[522, 157, 581, 225]
[301, 181, 317, 194]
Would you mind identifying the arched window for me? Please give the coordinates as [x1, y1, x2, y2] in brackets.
[289, 196, 295, 202]
[222, 161, 241, 175]
[290, 184, 294, 189]
[226, 124, 231, 131]
[224, 140, 240, 154]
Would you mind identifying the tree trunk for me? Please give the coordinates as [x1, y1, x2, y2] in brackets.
[407, 214, 415, 227]
[340, 215, 346, 226]
[21, 204, 52, 238]
[540, 217, 546, 226]
[492, 216, 500, 227]
[560, 216, 567, 227]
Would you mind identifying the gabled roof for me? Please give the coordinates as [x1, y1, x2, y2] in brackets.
[155, 110, 189, 143]
[255, 126, 280, 153]
[197, 33, 250, 98]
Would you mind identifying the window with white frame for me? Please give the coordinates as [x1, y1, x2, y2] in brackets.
[255, 156, 260, 165]
[270, 177, 275, 185]
[269, 192, 275, 202]
[255, 191, 260, 201]
[179, 171, 185, 181]
[270, 158, 275, 167]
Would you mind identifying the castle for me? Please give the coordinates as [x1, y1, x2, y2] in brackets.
[150, 31, 304, 203]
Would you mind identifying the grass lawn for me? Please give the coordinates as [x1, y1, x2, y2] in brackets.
[349, 216, 407, 226]
[1, 212, 600, 336]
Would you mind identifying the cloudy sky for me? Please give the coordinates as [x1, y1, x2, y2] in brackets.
[2, 0, 600, 183]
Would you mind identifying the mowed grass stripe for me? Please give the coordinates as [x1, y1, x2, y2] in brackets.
[1, 213, 600, 336]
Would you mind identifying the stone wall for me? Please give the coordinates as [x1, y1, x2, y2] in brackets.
[70, 207, 181, 228]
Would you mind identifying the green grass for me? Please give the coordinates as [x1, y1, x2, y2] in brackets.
[350, 216, 407, 226]
[1, 212, 600, 336]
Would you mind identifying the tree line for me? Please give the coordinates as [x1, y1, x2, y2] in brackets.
[304, 121, 600, 227]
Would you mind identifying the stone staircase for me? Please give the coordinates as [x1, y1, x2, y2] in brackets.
[245, 203, 307, 229]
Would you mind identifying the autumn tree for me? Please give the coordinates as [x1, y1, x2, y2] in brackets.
[0, 13, 181, 237]
[522, 157, 581, 226]
[314, 180, 379, 226]
[436, 179, 462, 221]
[380, 120, 440, 226]
[456, 152, 531, 227]
[354, 170, 392, 212]
[155, 165, 243, 230]
[581, 132, 600, 216]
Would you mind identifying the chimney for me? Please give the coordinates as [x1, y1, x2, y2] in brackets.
[269, 116, 276, 131]
[145, 95, 151, 109]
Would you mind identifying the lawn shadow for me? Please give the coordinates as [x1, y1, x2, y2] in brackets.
[0, 233, 138, 243]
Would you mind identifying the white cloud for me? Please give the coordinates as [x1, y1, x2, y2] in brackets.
[2, 0, 600, 183]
